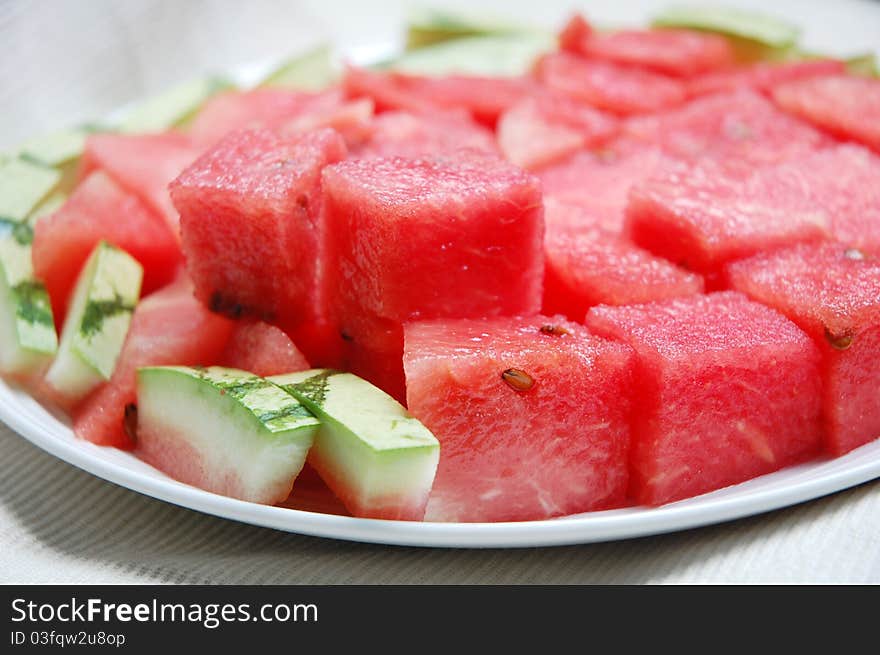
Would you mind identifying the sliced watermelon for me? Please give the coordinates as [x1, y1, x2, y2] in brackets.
[136, 366, 318, 504]
[625, 157, 830, 283]
[543, 199, 703, 320]
[221, 320, 310, 377]
[752, 144, 880, 255]
[586, 292, 823, 506]
[171, 127, 347, 347]
[73, 278, 234, 449]
[623, 89, 830, 166]
[404, 315, 634, 522]
[772, 74, 880, 153]
[271, 369, 440, 520]
[538, 147, 664, 233]
[79, 132, 202, 237]
[354, 110, 497, 160]
[564, 22, 736, 77]
[558, 13, 593, 53]
[726, 243, 880, 456]
[534, 51, 687, 115]
[32, 171, 181, 326]
[322, 151, 544, 400]
[688, 59, 846, 98]
[496, 92, 619, 170]
[188, 87, 373, 149]
[344, 67, 534, 127]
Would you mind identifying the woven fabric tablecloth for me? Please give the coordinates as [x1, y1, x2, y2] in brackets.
[2, 0, 879, 584]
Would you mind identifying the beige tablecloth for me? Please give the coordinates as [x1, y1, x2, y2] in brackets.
[2, 0, 879, 584]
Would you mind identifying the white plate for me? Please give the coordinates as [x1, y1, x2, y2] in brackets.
[3, 0, 880, 548]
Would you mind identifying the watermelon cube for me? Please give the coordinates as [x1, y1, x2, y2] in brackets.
[688, 59, 846, 98]
[726, 243, 880, 455]
[73, 277, 234, 449]
[772, 74, 880, 153]
[188, 88, 373, 149]
[623, 89, 830, 166]
[32, 171, 182, 325]
[543, 199, 703, 319]
[80, 132, 202, 236]
[538, 147, 664, 233]
[404, 315, 635, 522]
[354, 110, 497, 160]
[585, 292, 823, 505]
[221, 320, 310, 377]
[170, 127, 347, 349]
[322, 152, 544, 398]
[496, 92, 619, 170]
[534, 52, 687, 115]
[564, 24, 736, 77]
[625, 157, 830, 284]
[753, 144, 880, 254]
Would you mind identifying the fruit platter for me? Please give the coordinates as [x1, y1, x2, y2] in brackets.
[1, 3, 879, 547]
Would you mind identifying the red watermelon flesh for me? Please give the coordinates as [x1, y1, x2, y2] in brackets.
[171, 127, 347, 335]
[772, 74, 880, 154]
[623, 89, 831, 166]
[538, 147, 664, 233]
[750, 144, 880, 255]
[496, 92, 619, 170]
[688, 59, 846, 98]
[322, 151, 543, 323]
[344, 67, 534, 128]
[189, 87, 373, 149]
[625, 157, 831, 283]
[585, 292, 823, 506]
[80, 132, 202, 237]
[726, 242, 880, 456]
[344, 66, 440, 115]
[558, 13, 593, 53]
[32, 171, 182, 325]
[354, 110, 497, 160]
[534, 51, 687, 115]
[322, 151, 544, 400]
[221, 320, 310, 377]
[73, 278, 234, 449]
[543, 199, 703, 320]
[566, 24, 736, 77]
[404, 315, 635, 522]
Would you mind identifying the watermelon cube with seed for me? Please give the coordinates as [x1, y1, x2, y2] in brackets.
[727, 243, 880, 456]
[585, 292, 823, 506]
[322, 151, 544, 399]
[170, 127, 346, 362]
[404, 315, 634, 522]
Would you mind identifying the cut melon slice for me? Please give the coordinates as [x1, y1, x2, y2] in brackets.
[45, 241, 142, 406]
[0, 158, 61, 377]
[0, 158, 61, 222]
[271, 369, 439, 520]
[136, 366, 319, 504]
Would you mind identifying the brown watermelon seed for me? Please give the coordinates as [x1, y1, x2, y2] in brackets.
[340, 330, 354, 342]
[825, 327, 854, 351]
[844, 247, 866, 261]
[540, 324, 570, 337]
[502, 368, 534, 392]
[123, 403, 138, 443]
